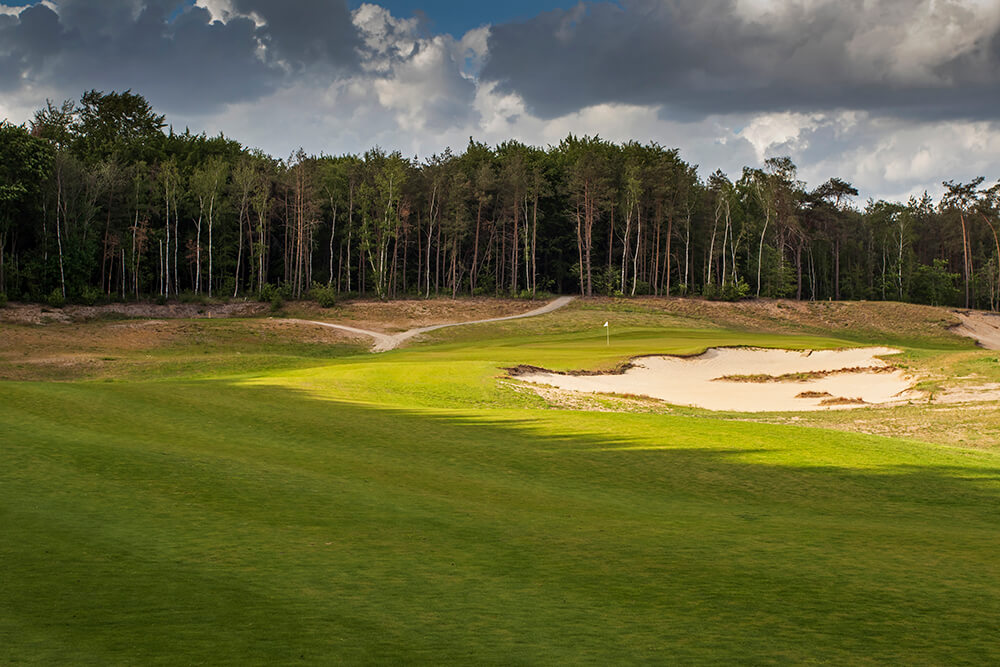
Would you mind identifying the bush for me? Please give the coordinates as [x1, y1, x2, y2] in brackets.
[722, 279, 750, 301]
[259, 283, 285, 311]
[258, 283, 278, 303]
[592, 265, 619, 296]
[80, 285, 102, 306]
[178, 290, 208, 305]
[310, 283, 338, 308]
[47, 288, 65, 308]
[703, 279, 750, 302]
[155, 294, 167, 306]
[473, 274, 496, 296]
[0, 292, 7, 308]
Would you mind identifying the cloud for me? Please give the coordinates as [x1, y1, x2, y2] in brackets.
[787, 114, 1000, 201]
[184, 4, 481, 158]
[481, 0, 1000, 122]
[0, 0, 359, 113]
[3, 0, 1000, 203]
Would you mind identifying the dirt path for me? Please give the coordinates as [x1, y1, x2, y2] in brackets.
[288, 296, 575, 352]
[952, 311, 1000, 350]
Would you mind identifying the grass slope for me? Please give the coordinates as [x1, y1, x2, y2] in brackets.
[2, 301, 999, 664]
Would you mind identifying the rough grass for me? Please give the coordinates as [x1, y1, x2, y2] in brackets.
[2, 298, 1000, 664]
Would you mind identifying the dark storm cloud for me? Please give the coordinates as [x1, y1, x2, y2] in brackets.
[229, 0, 359, 70]
[0, 0, 360, 113]
[481, 0, 1000, 121]
[0, 3, 62, 88]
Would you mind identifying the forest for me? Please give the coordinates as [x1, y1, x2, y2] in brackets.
[2, 89, 998, 310]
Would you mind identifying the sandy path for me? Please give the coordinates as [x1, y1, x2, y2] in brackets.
[515, 346, 918, 412]
[952, 311, 1000, 350]
[288, 296, 575, 352]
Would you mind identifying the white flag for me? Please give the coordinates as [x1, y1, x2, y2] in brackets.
[603, 322, 609, 327]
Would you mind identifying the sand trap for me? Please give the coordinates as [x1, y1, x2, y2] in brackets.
[513, 347, 919, 412]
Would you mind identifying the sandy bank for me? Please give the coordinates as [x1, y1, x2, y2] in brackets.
[952, 311, 1000, 350]
[514, 347, 919, 412]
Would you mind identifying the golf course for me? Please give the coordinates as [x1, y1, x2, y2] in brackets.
[2, 297, 1000, 664]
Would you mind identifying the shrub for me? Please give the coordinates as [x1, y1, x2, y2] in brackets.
[155, 294, 167, 306]
[310, 283, 337, 308]
[80, 285, 102, 306]
[0, 292, 7, 308]
[179, 290, 208, 305]
[47, 288, 65, 308]
[259, 283, 284, 311]
[704, 280, 750, 302]
[722, 279, 751, 301]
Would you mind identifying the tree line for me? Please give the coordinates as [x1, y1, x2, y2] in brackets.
[2, 89, 999, 310]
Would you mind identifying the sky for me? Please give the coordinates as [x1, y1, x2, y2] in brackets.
[2, 0, 1000, 201]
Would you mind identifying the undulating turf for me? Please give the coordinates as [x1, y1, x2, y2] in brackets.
[2, 302, 999, 664]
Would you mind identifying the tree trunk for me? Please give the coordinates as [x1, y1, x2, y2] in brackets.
[756, 209, 770, 298]
[795, 243, 803, 300]
[56, 166, 66, 299]
[834, 238, 840, 301]
[173, 210, 179, 296]
[511, 202, 519, 295]
[425, 186, 436, 298]
[531, 194, 538, 296]
[195, 209, 202, 294]
[631, 206, 642, 296]
[665, 209, 673, 297]
[165, 181, 170, 297]
[959, 211, 971, 308]
[620, 204, 632, 293]
[707, 201, 719, 288]
[328, 204, 337, 287]
[979, 212, 1000, 312]
[471, 200, 482, 294]
[575, 203, 585, 296]
[208, 194, 215, 298]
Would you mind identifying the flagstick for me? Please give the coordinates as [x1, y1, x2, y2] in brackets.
[604, 321, 610, 346]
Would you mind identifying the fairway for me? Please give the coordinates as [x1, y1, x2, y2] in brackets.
[2, 299, 1000, 664]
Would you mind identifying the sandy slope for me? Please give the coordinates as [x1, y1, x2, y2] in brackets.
[952, 311, 1000, 350]
[516, 347, 918, 412]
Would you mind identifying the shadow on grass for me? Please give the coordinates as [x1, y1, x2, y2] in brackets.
[2, 378, 1000, 664]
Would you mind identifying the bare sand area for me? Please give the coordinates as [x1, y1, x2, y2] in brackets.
[952, 311, 1000, 350]
[514, 347, 920, 412]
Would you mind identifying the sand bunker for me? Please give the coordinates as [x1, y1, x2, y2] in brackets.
[514, 347, 919, 412]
